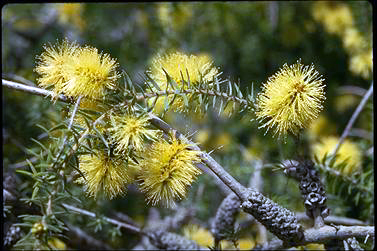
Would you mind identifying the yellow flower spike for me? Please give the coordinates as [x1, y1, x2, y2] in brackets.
[313, 136, 362, 175]
[35, 39, 79, 97]
[79, 151, 132, 199]
[147, 51, 219, 113]
[62, 46, 120, 99]
[109, 113, 159, 153]
[255, 60, 326, 139]
[138, 134, 202, 207]
[149, 51, 219, 87]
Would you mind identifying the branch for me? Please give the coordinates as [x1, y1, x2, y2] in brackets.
[135, 88, 249, 107]
[61, 203, 142, 235]
[332, 82, 373, 156]
[296, 212, 368, 226]
[2, 79, 69, 102]
[258, 225, 374, 250]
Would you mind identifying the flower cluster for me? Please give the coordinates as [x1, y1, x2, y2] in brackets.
[35, 39, 120, 99]
[109, 113, 159, 153]
[147, 51, 219, 113]
[137, 135, 202, 207]
[255, 60, 326, 138]
[77, 151, 133, 199]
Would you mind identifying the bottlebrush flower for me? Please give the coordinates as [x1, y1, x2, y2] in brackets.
[148, 51, 219, 87]
[35, 40, 120, 99]
[62, 46, 120, 99]
[35, 39, 79, 97]
[313, 136, 362, 175]
[255, 60, 326, 138]
[147, 51, 219, 113]
[109, 113, 159, 153]
[78, 151, 132, 199]
[137, 135, 202, 207]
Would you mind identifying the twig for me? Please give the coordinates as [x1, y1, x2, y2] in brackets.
[258, 225, 374, 250]
[332, 83, 373, 156]
[2, 79, 69, 102]
[62, 203, 142, 235]
[296, 212, 368, 226]
[339, 85, 367, 97]
[2, 73, 36, 86]
[348, 128, 373, 140]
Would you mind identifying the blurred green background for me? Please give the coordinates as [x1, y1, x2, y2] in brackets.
[2, 2, 373, 249]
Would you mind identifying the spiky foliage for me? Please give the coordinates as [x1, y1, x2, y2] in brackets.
[255, 60, 326, 138]
[148, 51, 219, 87]
[314, 153, 374, 222]
[141, 51, 255, 117]
[137, 134, 202, 207]
[313, 136, 362, 175]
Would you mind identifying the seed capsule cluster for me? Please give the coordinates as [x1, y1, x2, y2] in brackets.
[211, 193, 241, 242]
[282, 160, 329, 219]
[147, 230, 204, 250]
[241, 189, 304, 243]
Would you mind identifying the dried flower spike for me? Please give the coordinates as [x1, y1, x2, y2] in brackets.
[138, 134, 202, 207]
[109, 113, 159, 153]
[78, 151, 132, 199]
[256, 60, 326, 138]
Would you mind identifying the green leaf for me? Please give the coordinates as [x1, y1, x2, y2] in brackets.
[16, 169, 33, 177]
[30, 138, 47, 152]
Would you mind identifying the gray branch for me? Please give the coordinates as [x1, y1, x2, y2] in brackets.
[257, 225, 374, 250]
[332, 82, 373, 156]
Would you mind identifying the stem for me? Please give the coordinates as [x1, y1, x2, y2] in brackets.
[62, 203, 143, 235]
[332, 83, 373, 156]
[257, 225, 374, 250]
[2, 79, 69, 102]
